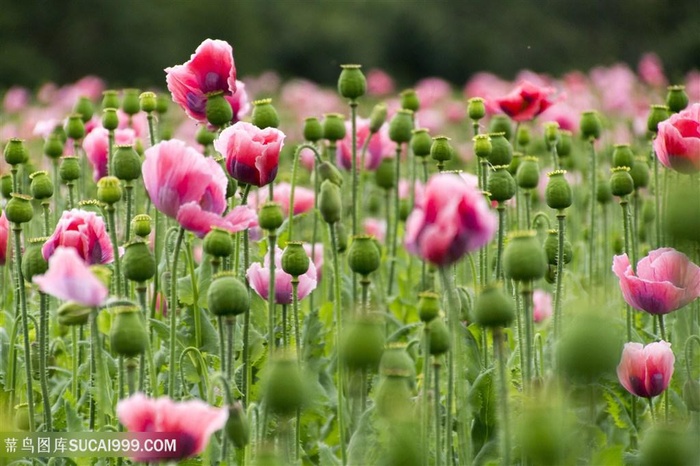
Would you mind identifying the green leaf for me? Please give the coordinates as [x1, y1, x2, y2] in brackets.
[64, 394, 84, 432]
[180, 306, 219, 354]
[603, 388, 631, 430]
[591, 444, 624, 466]
[319, 443, 342, 466]
[469, 367, 496, 427]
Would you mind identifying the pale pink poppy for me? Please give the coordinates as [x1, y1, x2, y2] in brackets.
[363, 218, 387, 243]
[366, 68, 395, 96]
[257, 182, 315, 217]
[617, 341, 674, 398]
[336, 119, 392, 170]
[415, 77, 452, 108]
[3, 86, 30, 113]
[303, 243, 324, 281]
[654, 103, 700, 174]
[638, 52, 667, 88]
[533, 289, 553, 323]
[33, 247, 108, 307]
[43, 209, 114, 265]
[225, 80, 251, 124]
[247, 246, 317, 305]
[177, 203, 258, 238]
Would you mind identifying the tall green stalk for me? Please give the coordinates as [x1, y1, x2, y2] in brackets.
[106, 205, 123, 297]
[388, 144, 403, 296]
[493, 327, 510, 465]
[38, 292, 51, 431]
[13, 226, 34, 431]
[268, 232, 278, 356]
[330, 222, 347, 466]
[588, 139, 598, 292]
[554, 212, 567, 341]
[167, 227, 185, 397]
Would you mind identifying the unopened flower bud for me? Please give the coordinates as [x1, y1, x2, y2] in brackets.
[411, 128, 432, 157]
[504, 231, 547, 282]
[4, 138, 28, 166]
[225, 402, 250, 448]
[342, 314, 385, 371]
[323, 113, 346, 142]
[123, 240, 156, 283]
[73, 96, 94, 122]
[318, 161, 343, 186]
[43, 134, 64, 159]
[544, 121, 560, 149]
[369, 103, 388, 133]
[29, 171, 54, 200]
[156, 93, 170, 114]
[474, 283, 515, 327]
[639, 425, 697, 466]
[630, 156, 649, 189]
[196, 126, 217, 147]
[430, 136, 454, 165]
[428, 318, 450, 355]
[400, 89, 420, 112]
[610, 166, 634, 197]
[556, 130, 572, 157]
[335, 222, 348, 253]
[338, 64, 367, 100]
[22, 237, 49, 282]
[557, 313, 621, 382]
[303, 117, 323, 142]
[319, 179, 342, 224]
[389, 109, 414, 144]
[647, 105, 669, 134]
[282, 241, 310, 277]
[612, 144, 635, 169]
[473, 134, 492, 159]
[379, 344, 415, 378]
[488, 115, 513, 140]
[467, 97, 486, 121]
[597, 178, 613, 204]
[666, 85, 689, 113]
[139, 91, 157, 113]
[683, 379, 700, 412]
[203, 227, 234, 258]
[417, 291, 440, 323]
[516, 156, 540, 189]
[122, 89, 141, 116]
[57, 301, 91, 326]
[258, 202, 284, 232]
[488, 165, 516, 203]
[65, 114, 86, 140]
[207, 272, 250, 317]
[252, 98, 280, 129]
[580, 111, 602, 140]
[516, 125, 531, 148]
[102, 90, 120, 110]
[545, 170, 573, 210]
[6, 193, 34, 224]
[14, 404, 31, 431]
[206, 91, 234, 128]
[375, 158, 396, 190]
[97, 176, 122, 205]
[1, 175, 12, 199]
[347, 235, 381, 277]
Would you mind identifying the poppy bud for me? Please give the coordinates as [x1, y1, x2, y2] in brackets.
[193, 127, 216, 149]
[123, 240, 156, 283]
[545, 170, 573, 210]
[488, 165, 516, 203]
[205, 91, 234, 128]
[335, 222, 349, 253]
[225, 402, 250, 448]
[263, 357, 305, 416]
[156, 93, 170, 115]
[131, 214, 152, 238]
[4, 138, 28, 166]
[379, 344, 415, 378]
[474, 283, 515, 328]
[375, 158, 396, 190]
[488, 115, 512, 140]
[251, 98, 280, 129]
[596, 178, 613, 204]
[557, 313, 621, 382]
[319, 179, 342, 224]
[15, 404, 31, 431]
[6, 193, 34, 224]
[43, 133, 64, 159]
[203, 227, 234, 259]
[556, 130, 573, 157]
[73, 96, 94, 122]
[59, 156, 81, 182]
[58, 301, 91, 326]
[428, 318, 450, 355]
[65, 114, 85, 140]
[612, 144, 635, 169]
[504, 231, 547, 282]
[417, 291, 440, 323]
[518, 403, 569, 465]
[467, 97, 486, 121]
[507, 152, 522, 176]
[400, 89, 420, 112]
[544, 121, 560, 149]
[110, 304, 148, 357]
[96, 176, 122, 205]
[139, 91, 157, 113]
[29, 171, 54, 200]
[610, 167, 634, 197]
[516, 156, 540, 189]
[258, 202, 284, 232]
[487, 132, 513, 166]
[665, 85, 689, 113]
[388, 109, 414, 144]
[375, 376, 413, 421]
[647, 105, 669, 134]
[579, 110, 602, 140]
[338, 64, 367, 100]
[102, 90, 120, 110]
[369, 103, 388, 133]
[516, 125, 531, 148]
[399, 198, 412, 221]
[411, 128, 432, 157]
[629, 156, 650, 189]
[318, 161, 343, 186]
[322, 113, 346, 142]
[347, 235, 381, 277]
[22, 237, 49, 282]
[430, 136, 454, 165]
[0, 175, 11, 199]
[121, 89, 141, 116]
[207, 272, 250, 317]
[473, 134, 492, 159]
[282, 241, 310, 277]
[543, 230, 573, 266]
[342, 314, 385, 371]
[303, 117, 323, 142]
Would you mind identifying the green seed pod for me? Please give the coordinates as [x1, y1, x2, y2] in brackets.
[0, 175, 11, 199]
[516, 156, 540, 189]
[258, 202, 284, 232]
[375, 158, 396, 190]
[487, 132, 513, 166]
[29, 171, 54, 200]
[629, 156, 649, 189]
[59, 156, 81, 182]
[73, 96, 94, 122]
[647, 104, 669, 134]
[338, 64, 367, 100]
[342, 314, 385, 371]
[318, 161, 343, 186]
[400, 89, 420, 112]
[6, 193, 34, 224]
[102, 108, 119, 131]
[388, 109, 414, 144]
[467, 97, 486, 121]
[379, 344, 415, 378]
[557, 312, 621, 382]
[322, 113, 346, 142]
[15, 404, 31, 431]
[196, 125, 217, 147]
[666, 85, 689, 113]
[543, 230, 573, 266]
[610, 167, 634, 197]
[102, 90, 120, 110]
[139, 91, 157, 113]
[473, 134, 492, 159]
[57, 301, 91, 326]
[4, 138, 28, 166]
[556, 130, 572, 157]
[65, 113, 86, 140]
[110, 304, 148, 357]
[263, 357, 305, 416]
[319, 179, 342, 224]
[207, 272, 250, 317]
[156, 93, 170, 114]
[22, 237, 49, 282]
[507, 151, 523, 176]
[282, 241, 310, 277]
[131, 214, 152, 238]
[43, 133, 64, 159]
[639, 425, 698, 466]
[488, 165, 516, 203]
[545, 170, 573, 210]
[518, 403, 570, 466]
[683, 379, 700, 412]
[417, 291, 440, 323]
[375, 376, 413, 421]
[123, 240, 156, 283]
[428, 318, 450, 355]
[643, 198, 655, 224]
[411, 128, 432, 157]
[612, 234, 624, 255]
[474, 283, 515, 328]
[347, 235, 381, 276]
[121, 89, 141, 116]
[430, 136, 454, 164]
[504, 231, 547, 282]
[516, 125, 531, 148]
[225, 402, 250, 448]
[96, 176, 123, 205]
[206, 91, 234, 128]
[303, 117, 323, 142]
[579, 111, 602, 140]
[611, 144, 635, 169]
[369, 103, 388, 133]
[596, 178, 613, 204]
[203, 227, 234, 258]
[488, 115, 513, 140]
[543, 121, 560, 150]
[251, 98, 280, 129]
[335, 222, 349, 253]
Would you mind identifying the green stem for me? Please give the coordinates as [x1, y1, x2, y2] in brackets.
[551, 143, 560, 171]
[71, 326, 79, 398]
[218, 315, 226, 377]
[178, 347, 208, 400]
[91, 307, 109, 428]
[554, 212, 566, 343]
[496, 204, 506, 281]
[622, 198, 634, 342]
[167, 227, 185, 397]
[67, 182, 75, 210]
[227, 317, 235, 383]
[268, 233, 277, 355]
[288, 144, 321, 242]
[124, 183, 133, 244]
[13, 226, 34, 432]
[126, 358, 137, 396]
[434, 361, 442, 466]
[330, 222, 347, 466]
[388, 143, 403, 296]
[360, 278, 370, 314]
[146, 113, 158, 148]
[522, 281, 533, 389]
[588, 139, 597, 292]
[524, 190, 532, 233]
[137, 286, 157, 396]
[184, 236, 202, 349]
[42, 202, 50, 237]
[106, 205, 123, 297]
[38, 292, 51, 431]
[422, 327, 431, 466]
[107, 130, 115, 176]
[652, 141, 661, 248]
[292, 277, 301, 462]
[494, 327, 510, 465]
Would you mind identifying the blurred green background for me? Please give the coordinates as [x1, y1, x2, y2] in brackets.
[1, 0, 699, 89]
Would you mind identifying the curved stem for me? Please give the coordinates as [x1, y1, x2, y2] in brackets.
[330, 223, 347, 466]
[168, 227, 185, 397]
[531, 211, 552, 230]
[178, 346, 209, 400]
[13, 226, 34, 432]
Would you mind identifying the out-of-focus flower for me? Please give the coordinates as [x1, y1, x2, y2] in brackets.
[43, 209, 114, 265]
[303, 243, 324, 281]
[363, 218, 387, 243]
[336, 119, 392, 170]
[533, 289, 553, 323]
[3, 86, 30, 113]
[617, 341, 674, 398]
[225, 80, 250, 124]
[247, 246, 317, 305]
[250, 182, 314, 217]
[82, 127, 136, 181]
[654, 103, 700, 174]
[0, 211, 9, 266]
[638, 52, 667, 88]
[496, 80, 557, 122]
[612, 247, 700, 315]
[33, 246, 108, 306]
[366, 68, 395, 96]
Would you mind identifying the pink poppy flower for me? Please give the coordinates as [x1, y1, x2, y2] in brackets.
[214, 121, 285, 187]
[225, 80, 251, 124]
[654, 103, 700, 174]
[165, 39, 237, 123]
[0, 211, 9, 266]
[405, 173, 497, 267]
[496, 80, 557, 122]
[303, 243, 324, 281]
[363, 218, 387, 243]
[247, 246, 317, 305]
[398, 179, 425, 206]
[612, 247, 700, 315]
[255, 182, 314, 217]
[638, 52, 667, 88]
[82, 127, 136, 181]
[117, 393, 228, 461]
[336, 119, 392, 171]
[177, 203, 258, 238]
[366, 68, 395, 96]
[43, 209, 114, 265]
[617, 341, 674, 398]
[3, 86, 30, 113]
[33, 247, 108, 306]
[533, 289, 553, 323]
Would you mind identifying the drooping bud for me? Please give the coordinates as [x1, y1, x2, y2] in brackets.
[59, 156, 81, 182]
[139, 91, 157, 113]
[281, 241, 310, 277]
[487, 132, 513, 166]
[347, 235, 381, 277]
[102, 90, 120, 110]
[303, 117, 323, 142]
[503, 231, 547, 282]
[516, 156, 540, 190]
[488, 165, 516, 203]
[400, 89, 420, 112]
[411, 128, 432, 157]
[665, 85, 689, 113]
[258, 202, 284, 232]
[319, 179, 342, 224]
[121, 89, 141, 116]
[225, 402, 250, 448]
[322, 113, 346, 142]
[545, 170, 573, 210]
[251, 98, 280, 129]
[488, 115, 513, 140]
[4, 138, 28, 166]
[473, 134, 492, 159]
[647, 105, 669, 134]
[388, 109, 414, 144]
[609, 166, 634, 197]
[338, 64, 367, 100]
[6, 193, 34, 224]
[123, 240, 156, 283]
[474, 283, 515, 327]
[335, 222, 349, 253]
[206, 91, 234, 128]
[96, 176, 123, 205]
[430, 136, 454, 165]
[29, 171, 54, 200]
[375, 158, 396, 190]
[417, 291, 440, 323]
[318, 161, 343, 186]
[467, 97, 486, 121]
[207, 272, 250, 317]
[73, 96, 94, 122]
[369, 103, 388, 133]
[611, 144, 635, 169]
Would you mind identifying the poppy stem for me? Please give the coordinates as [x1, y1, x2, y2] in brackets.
[167, 227, 185, 398]
[554, 212, 567, 343]
[38, 291, 51, 431]
[433, 360, 442, 466]
[388, 143, 403, 297]
[588, 139, 598, 293]
[494, 327, 511, 465]
[421, 326, 431, 466]
[329, 222, 347, 466]
[268, 232, 277, 356]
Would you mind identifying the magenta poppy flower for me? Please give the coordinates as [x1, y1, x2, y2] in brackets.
[336, 119, 392, 170]
[247, 246, 317, 305]
[654, 103, 700, 174]
[533, 289, 553, 323]
[617, 341, 674, 398]
[496, 80, 557, 122]
[117, 393, 228, 461]
[214, 121, 285, 187]
[612, 248, 700, 315]
[405, 173, 497, 267]
[82, 127, 136, 181]
[33, 246, 108, 307]
[0, 211, 9, 266]
[165, 39, 237, 122]
[43, 209, 114, 265]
